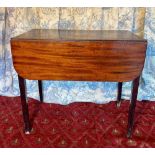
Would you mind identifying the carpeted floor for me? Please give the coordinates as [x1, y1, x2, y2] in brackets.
[0, 96, 155, 148]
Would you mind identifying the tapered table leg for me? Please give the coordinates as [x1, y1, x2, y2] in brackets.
[116, 82, 122, 107]
[127, 76, 140, 138]
[18, 75, 31, 134]
[38, 80, 43, 102]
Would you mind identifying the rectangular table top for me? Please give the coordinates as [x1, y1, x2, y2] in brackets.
[11, 29, 147, 82]
[11, 29, 146, 42]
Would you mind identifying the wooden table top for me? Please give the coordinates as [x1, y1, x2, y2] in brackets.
[12, 29, 146, 42]
[11, 29, 147, 82]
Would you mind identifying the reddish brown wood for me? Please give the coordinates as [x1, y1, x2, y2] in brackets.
[11, 29, 144, 41]
[11, 29, 147, 137]
[11, 30, 147, 82]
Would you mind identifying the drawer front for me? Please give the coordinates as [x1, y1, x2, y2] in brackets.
[11, 40, 147, 82]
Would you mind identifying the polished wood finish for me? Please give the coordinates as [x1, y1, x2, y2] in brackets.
[11, 30, 147, 82]
[11, 29, 145, 41]
[11, 29, 147, 137]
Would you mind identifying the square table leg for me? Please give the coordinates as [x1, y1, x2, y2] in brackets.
[127, 76, 140, 138]
[18, 75, 31, 134]
[38, 80, 43, 102]
[117, 82, 123, 107]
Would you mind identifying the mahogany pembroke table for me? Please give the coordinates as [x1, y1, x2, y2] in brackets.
[11, 29, 147, 138]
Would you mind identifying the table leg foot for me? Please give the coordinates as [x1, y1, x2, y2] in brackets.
[117, 101, 121, 107]
[127, 131, 131, 138]
[127, 126, 133, 138]
[25, 131, 31, 135]
[18, 75, 31, 133]
[38, 80, 43, 102]
[127, 76, 140, 138]
[116, 82, 122, 108]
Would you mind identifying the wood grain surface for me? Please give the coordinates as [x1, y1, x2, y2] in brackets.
[11, 29, 147, 82]
[12, 29, 144, 41]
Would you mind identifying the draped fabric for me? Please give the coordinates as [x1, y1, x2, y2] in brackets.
[0, 8, 155, 104]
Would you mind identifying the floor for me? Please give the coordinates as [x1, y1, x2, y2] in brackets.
[0, 96, 155, 148]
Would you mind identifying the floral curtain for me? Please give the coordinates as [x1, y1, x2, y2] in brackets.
[0, 7, 155, 104]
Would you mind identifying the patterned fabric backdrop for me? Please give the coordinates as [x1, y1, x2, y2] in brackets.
[0, 7, 155, 104]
